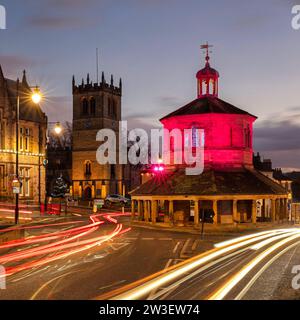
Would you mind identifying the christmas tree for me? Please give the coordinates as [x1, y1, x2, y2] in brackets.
[51, 175, 69, 198]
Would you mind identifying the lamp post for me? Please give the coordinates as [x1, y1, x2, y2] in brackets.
[14, 84, 43, 225]
[42, 121, 62, 211]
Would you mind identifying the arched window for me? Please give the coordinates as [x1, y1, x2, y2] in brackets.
[85, 161, 91, 176]
[107, 98, 112, 116]
[112, 100, 117, 119]
[90, 97, 96, 115]
[82, 98, 88, 115]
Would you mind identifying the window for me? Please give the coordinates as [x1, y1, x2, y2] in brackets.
[20, 167, 30, 197]
[82, 98, 89, 115]
[244, 125, 251, 148]
[85, 161, 91, 176]
[20, 127, 31, 151]
[0, 165, 5, 191]
[90, 97, 96, 115]
[111, 164, 116, 180]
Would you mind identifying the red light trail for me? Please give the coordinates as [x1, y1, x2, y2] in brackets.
[0, 212, 131, 278]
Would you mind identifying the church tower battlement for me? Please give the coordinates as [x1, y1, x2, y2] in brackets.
[71, 71, 124, 201]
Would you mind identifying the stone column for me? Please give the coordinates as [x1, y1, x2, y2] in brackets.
[271, 199, 276, 222]
[169, 200, 174, 225]
[283, 198, 288, 220]
[131, 200, 136, 221]
[252, 200, 257, 224]
[194, 200, 200, 227]
[151, 200, 158, 224]
[213, 200, 218, 224]
[144, 200, 149, 222]
[137, 200, 143, 220]
[261, 199, 266, 221]
[233, 200, 238, 223]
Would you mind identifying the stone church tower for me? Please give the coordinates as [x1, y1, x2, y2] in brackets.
[72, 72, 123, 200]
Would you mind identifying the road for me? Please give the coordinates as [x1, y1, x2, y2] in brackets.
[1, 212, 300, 300]
[104, 227, 300, 300]
[0, 212, 214, 300]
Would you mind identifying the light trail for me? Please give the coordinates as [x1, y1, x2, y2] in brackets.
[208, 231, 300, 300]
[0, 220, 84, 233]
[235, 240, 300, 300]
[107, 229, 296, 300]
[0, 212, 131, 278]
[4, 224, 125, 277]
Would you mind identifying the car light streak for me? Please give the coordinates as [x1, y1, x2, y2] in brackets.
[250, 229, 300, 250]
[208, 232, 300, 300]
[235, 240, 300, 300]
[3, 224, 125, 277]
[0, 221, 84, 233]
[0, 220, 103, 250]
[108, 229, 297, 300]
[214, 229, 294, 248]
[0, 212, 130, 279]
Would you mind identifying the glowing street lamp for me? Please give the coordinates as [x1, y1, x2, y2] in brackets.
[31, 86, 42, 104]
[54, 122, 62, 135]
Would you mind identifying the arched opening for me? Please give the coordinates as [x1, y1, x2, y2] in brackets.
[90, 97, 96, 115]
[84, 186, 92, 200]
[82, 98, 88, 115]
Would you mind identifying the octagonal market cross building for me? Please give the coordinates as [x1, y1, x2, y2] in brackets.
[130, 49, 288, 227]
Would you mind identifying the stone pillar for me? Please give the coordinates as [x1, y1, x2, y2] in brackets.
[194, 200, 199, 227]
[283, 198, 288, 220]
[151, 200, 157, 224]
[169, 200, 174, 225]
[261, 199, 266, 221]
[137, 200, 143, 220]
[252, 200, 257, 224]
[144, 200, 149, 222]
[271, 199, 276, 222]
[233, 200, 238, 223]
[131, 200, 136, 221]
[213, 200, 218, 224]
[276, 199, 280, 221]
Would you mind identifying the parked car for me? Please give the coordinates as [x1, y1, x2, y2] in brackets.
[105, 194, 131, 206]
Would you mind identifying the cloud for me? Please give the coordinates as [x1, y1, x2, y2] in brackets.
[254, 106, 300, 170]
[0, 55, 37, 78]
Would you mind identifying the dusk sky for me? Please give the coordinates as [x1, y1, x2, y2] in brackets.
[1, 0, 300, 170]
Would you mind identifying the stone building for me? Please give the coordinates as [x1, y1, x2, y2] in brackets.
[71, 73, 125, 200]
[0, 66, 47, 204]
[130, 48, 288, 226]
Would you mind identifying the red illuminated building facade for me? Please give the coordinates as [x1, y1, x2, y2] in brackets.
[131, 47, 289, 227]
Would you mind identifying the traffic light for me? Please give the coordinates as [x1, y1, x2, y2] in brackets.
[200, 209, 215, 224]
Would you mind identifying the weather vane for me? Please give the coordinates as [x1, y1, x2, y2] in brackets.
[201, 42, 213, 63]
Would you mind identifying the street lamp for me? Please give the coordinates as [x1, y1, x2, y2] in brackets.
[14, 82, 43, 224]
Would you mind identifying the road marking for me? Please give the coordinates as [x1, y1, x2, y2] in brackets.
[158, 238, 172, 241]
[99, 280, 126, 291]
[192, 239, 200, 251]
[30, 271, 75, 300]
[173, 242, 180, 254]
[142, 238, 154, 241]
[180, 239, 192, 259]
